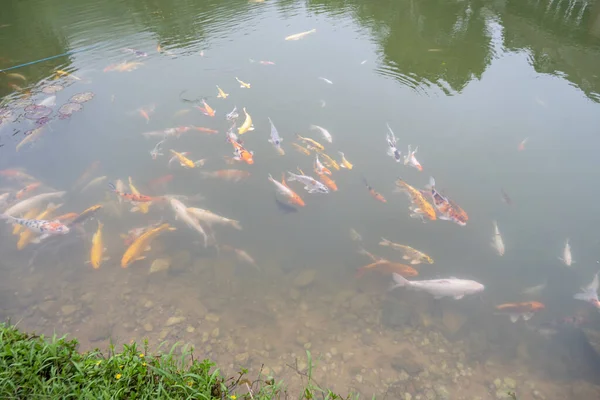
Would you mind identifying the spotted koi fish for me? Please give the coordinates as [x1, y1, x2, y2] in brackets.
[0, 214, 69, 235]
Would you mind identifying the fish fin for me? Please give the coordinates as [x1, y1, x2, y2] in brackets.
[392, 273, 410, 287]
[510, 314, 520, 323]
[231, 221, 242, 230]
[522, 312, 534, 321]
[136, 256, 146, 261]
[453, 294, 464, 300]
[379, 237, 390, 246]
[410, 260, 420, 265]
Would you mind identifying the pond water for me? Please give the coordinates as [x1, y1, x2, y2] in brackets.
[1, 0, 600, 398]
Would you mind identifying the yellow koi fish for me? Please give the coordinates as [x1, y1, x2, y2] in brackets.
[235, 77, 251, 88]
[216, 85, 228, 99]
[16, 127, 44, 152]
[317, 151, 340, 170]
[89, 221, 108, 269]
[17, 203, 61, 250]
[338, 151, 353, 169]
[121, 223, 176, 268]
[129, 177, 150, 214]
[295, 134, 324, 151]
[238, 107, 254, 134]
[168, 149, 205, 169]
[292, 143, 311, 156]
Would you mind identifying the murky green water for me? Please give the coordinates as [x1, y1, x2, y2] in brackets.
[2, 0, 600, 398]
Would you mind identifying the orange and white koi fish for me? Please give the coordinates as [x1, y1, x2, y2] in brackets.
[169, 149, 206, 169]
[403, 145, 422, 171]
[17, 203, 62, 249]
[518, 138, 528, 151]
[229, 138, 254, 165]
[121, 223, 176, 268]
[296, 134, 324, 151]
[284, 28, 316, 41]
[395, 178, 436, 221]
[495, 302, 545, 323]
[194, 126, 219, 134]
[235, 77, 251, 88]
[268, 174, 305, 207]
[128, 177, 151, 214]
[200, 169, 251, 182]
[338, 152, 353, 169]
[356, 249, 418, 278]
[108, 182, 156, 204]
[15, 182, 41, 200]
[0, 169, 36, 184]
[363, 179, 386, 203]
[426, 177, 468, 226]
[196, 99, 215, 117]
[13, 208, 41, 235]
[238, 108, 254, 134]
[386, 123, 402, 162]
[216, 85, 228, 99]
[0, 213, 69, 237]
[138, 104, 155, 123]
[314, 155, 331, 176]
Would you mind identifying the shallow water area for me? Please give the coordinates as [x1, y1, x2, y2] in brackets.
[2, 0, 600, 398]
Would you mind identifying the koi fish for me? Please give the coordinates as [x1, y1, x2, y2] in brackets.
[285, 29, 316, 41]
[426, 177, 468, 226]
[235, 77, 251, 88]
[54, 70, 81, 80]
[559, 238, 573, 267]
[196, 99, 215, 117]
[229, 138, 254, 165]
[120, 221, 163, 246]
[492, 221, 505, 256]
[38, 95, 56, 107]
[268, 174, 305, 207]
[318, 77, 333, 85]
[518, 138, 528, 151]
[80, 176, 107, 193]
[379, 238, 433, 264]
[216, 85, 229, 99]
[314, 155, 331, 176]
[296, 134, 324, 151]
[187, 207, 242, 230]
[259, 60, 275, 65]
[386, 123, 402, 162]
[317, 173, 337, 191]
[394, 178, 436, 221]
[15, 182, 41, 200]
[13, 208, 41, 236]
[0, 169, 36, 184]
[121, 223, 176, 268]
[238, 108, 254, 134]
[364, 179, 386, 203]
[89, 221, 109, 269]
[338, 152, 353, 169]
[150, 140, 165, 160]
[138, 104, 155, 123]
[169, 149, 205, 169]
[349, 228, 362, 242]
[522, 281, 547, 297]
[108, 182, 156, 203]
[309, 125, 332, 143]
[6, 73, 26, 81]
[3, 191, 66, 217]
[0, 214, 69, 236]
[17, 204, 62, 249]
[128, 177, 151, 214]
[219, 245, 257, 267]
[495, 302, 545, 323]
[404, 145, 423, 171]
[16, 127, 44, 152]
[574, 271, 600, 310]
[193, 127, 219, 134]
[317, 152, 340, 170]
[226, 106, 239, 121]
[268, 117, 284, 155]
[287, 171, 329, 194]
[148, 174, 173, 191]
[169, 198, 209, 246]
[292, 143, 311, 156]
[200, 169, 250, 182]
[357, 260, 419, 278]
[55, 213, 79, 223]
[67, 205, 102, 227]
[73, 161, 100, 189]
[391, 273, 485, 300]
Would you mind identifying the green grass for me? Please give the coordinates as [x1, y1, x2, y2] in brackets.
[0, 323, 355, 399]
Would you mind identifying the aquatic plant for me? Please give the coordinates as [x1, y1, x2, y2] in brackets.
[0, 324, 357, 399]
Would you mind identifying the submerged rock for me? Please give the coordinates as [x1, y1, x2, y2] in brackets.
[442, 309, 467, 337]
[391, 349, 423, 376]
[382, 296, 413, 328]
[165, 316, 186, 327]
[149, 258, 171, 274]
[60, 304, 78, 317]
[293, 269, 317, 288]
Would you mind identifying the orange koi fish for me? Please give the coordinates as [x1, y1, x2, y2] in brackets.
[229, 138, 254, 165]
[201, 170, 250, 182]
[395, 178, 436, 221]
[495, 301, 545, 323]
[267, 173, 305, 207]
[426, 177, 468, 226]
[15, 182, 41, 200]
[317, 173, 337, 191]
[356, 260, 418, 278]
[363, 178, 386, 203]
[196, 99, 215, 117]
[108, 182, 157, 203]
[193, 126, 219, 134]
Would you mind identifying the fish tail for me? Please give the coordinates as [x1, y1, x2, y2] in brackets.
[427, 176, 436, 189]
[0, 214, 13, 222]
[391, 273, 410, 288]
[379, 237, 390, 246]
[286, 171, 297, 182]
[107, 182, 117, 192]
[231, 221, 242, 231]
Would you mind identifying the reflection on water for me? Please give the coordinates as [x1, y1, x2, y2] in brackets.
[2, 0, 600, 398]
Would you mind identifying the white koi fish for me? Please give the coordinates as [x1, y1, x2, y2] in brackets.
[38, 95, 56, 107]
[286, 172, 329, 194]
[309, 125, 332, 143]
[3, 191, 66, 217]
[318, 77, 333, 84]
[268, 117, 284, 155]
[314, 154, 331, 176]
[386, 123, 402, 162]
[390, 273, 485, 300]
[522, 281, 547, 296]
[284, 28, 316, 41]
[226, 106, 239, 121]
[169, 197, 209, 247]
[559, 238, 574, 267]
[403, 145, 423, 171]
[150, 139, 165, 160]
[492, 220, 505, 256]
[574, 271, 600, 310]
[187, 207, 242, 230]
